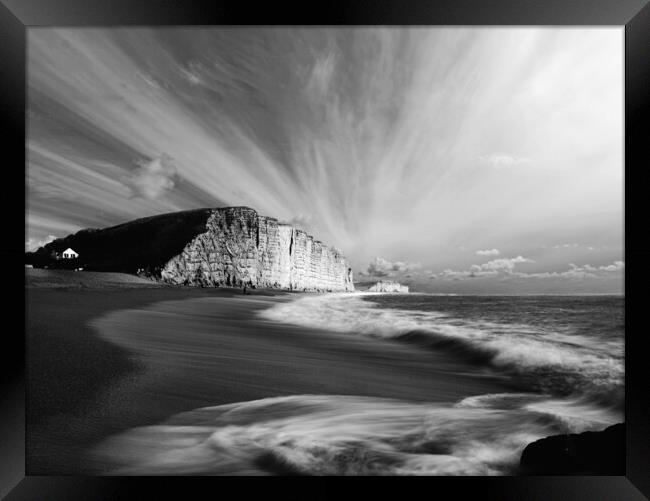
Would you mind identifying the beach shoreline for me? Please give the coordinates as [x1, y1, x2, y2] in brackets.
[27, 269, 519, 474]
[26, 269, 291, 473]
[26, 269, 622, 475]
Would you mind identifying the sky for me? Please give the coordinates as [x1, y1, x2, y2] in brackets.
[26, 27, 624, 293]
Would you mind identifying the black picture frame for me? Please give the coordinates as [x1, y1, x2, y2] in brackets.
[3, 0, 649, 498]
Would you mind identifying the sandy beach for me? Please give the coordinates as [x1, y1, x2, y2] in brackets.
[26, 269, 517, 474]
[26, 270, 237, 473]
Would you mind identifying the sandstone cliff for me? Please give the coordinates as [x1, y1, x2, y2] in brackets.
[26, 207, 354, 292]
[161, 207, 354, 291]
[367, 281, 409, 293]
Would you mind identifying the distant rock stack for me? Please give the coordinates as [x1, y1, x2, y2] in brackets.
[161, 207, 354, 291]
[367, 280, 409, 293]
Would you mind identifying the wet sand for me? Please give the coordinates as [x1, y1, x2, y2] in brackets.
[26, 270, 245, 473]
[26, 270, 516, 474]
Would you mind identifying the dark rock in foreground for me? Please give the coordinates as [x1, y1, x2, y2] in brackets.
[520, 423, 624, 475]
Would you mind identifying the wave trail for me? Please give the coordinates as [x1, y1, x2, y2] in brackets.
[93, 393, 618, 475]
[257, 294, 624, 400]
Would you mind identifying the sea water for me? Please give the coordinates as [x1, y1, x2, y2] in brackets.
[95, 293, 623, 475]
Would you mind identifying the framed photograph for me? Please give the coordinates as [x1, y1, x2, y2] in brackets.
[3, 0, 649, 498]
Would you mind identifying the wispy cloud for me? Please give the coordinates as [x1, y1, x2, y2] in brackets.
[286, 213, 313, 231]
[125, 155, 177, 200]
[476, 248, 500, 256]
[479, 154, 530, 168]
[511, 261, 624, 279]
[476, 255, 532, 271]
[366, 257, 421, 277]
[306, 51, 337, 100]
[178, 61, 206, 86]
[598, 260, 624, 272]
[436, 259, 623, 282]
[25, 234, 57, 252]
[438, 256, 533, 280]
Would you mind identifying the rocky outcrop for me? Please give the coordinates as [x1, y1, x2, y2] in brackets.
[519, 423, 624, 475]
[26, 207, 354, 292]
[160, 207, 354, 291]
[366, 281, 409, 293]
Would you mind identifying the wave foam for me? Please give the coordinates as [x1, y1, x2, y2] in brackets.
[93, 393, 617, 475]
[258, 294, 623, 399]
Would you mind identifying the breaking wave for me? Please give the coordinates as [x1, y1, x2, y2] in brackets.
[91, 293, 623, 475]
[258, 293, 624, 406]
[93, 392, 619, 475]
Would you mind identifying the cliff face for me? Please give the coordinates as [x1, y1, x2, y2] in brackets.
[26, 206, 354, 292]
[367, 281, 409, 293]
[160, 207, 354, 291]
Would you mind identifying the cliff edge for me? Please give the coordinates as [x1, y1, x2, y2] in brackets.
[25, 207, 354, 292]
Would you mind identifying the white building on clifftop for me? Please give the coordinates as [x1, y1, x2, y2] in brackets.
[62, 248, 79, 259]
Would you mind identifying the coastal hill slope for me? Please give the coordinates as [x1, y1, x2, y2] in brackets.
[26, 208, 214, 274]
[26, 207, 354, 292]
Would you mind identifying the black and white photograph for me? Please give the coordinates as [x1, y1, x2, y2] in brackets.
[24, 27, 625, 476]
